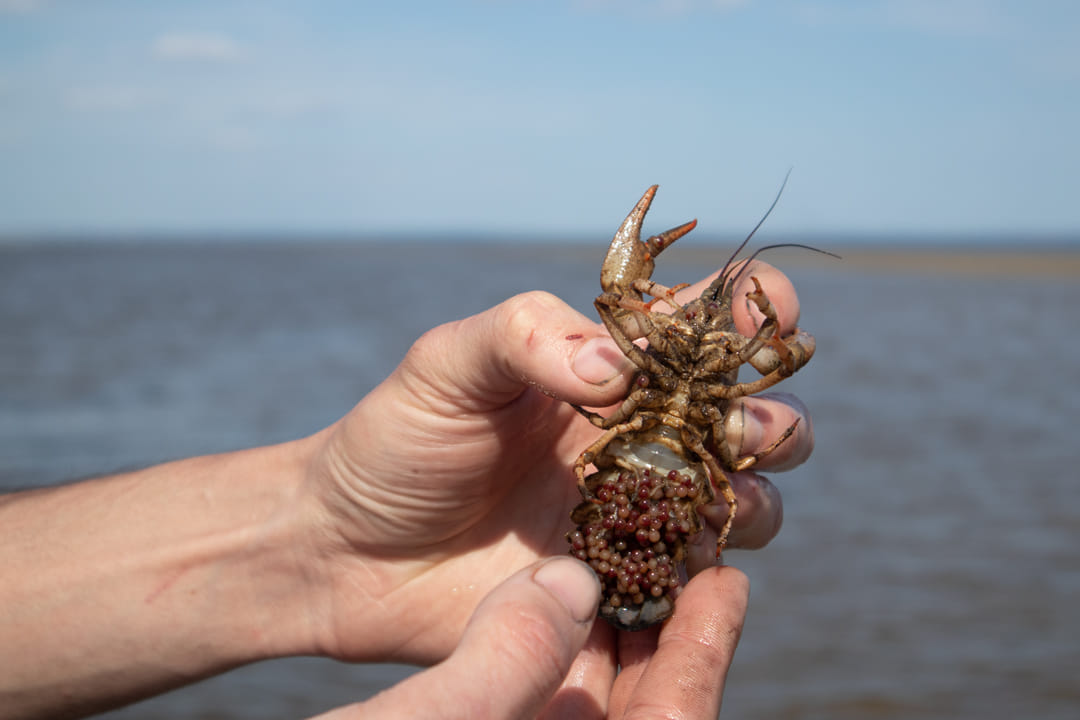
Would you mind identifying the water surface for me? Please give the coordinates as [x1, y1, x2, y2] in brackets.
[2, 241, 1077, 719]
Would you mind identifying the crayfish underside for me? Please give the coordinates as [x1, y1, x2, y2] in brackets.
[566, 184, 818, 631]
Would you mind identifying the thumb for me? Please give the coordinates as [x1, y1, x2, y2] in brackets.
[398, 291, 635, 412]
[314, 557, 600, 720]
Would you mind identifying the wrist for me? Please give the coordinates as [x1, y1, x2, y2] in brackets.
[195, 433, 330, 662]
[0, 434, 328, 719]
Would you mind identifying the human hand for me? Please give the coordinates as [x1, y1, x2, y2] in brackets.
[297, 260, 812, 671]
[0, 262, 802, 720]
[310, 557, 748, 720]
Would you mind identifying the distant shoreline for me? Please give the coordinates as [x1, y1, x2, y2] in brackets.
[666, 245, 1080, 278]
[3, 237, 1079, 278]
[803, 248, 1080, 277]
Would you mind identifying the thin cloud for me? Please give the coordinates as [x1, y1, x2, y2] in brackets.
[64, 85, 155, 112]
[878, 0, 1005, 36]
[796, 0, 1006, 37]
[0, 0, 44, 12]
[152, 32, 243, 62]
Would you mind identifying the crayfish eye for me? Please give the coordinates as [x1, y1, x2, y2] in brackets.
[636, 375, 650, 388]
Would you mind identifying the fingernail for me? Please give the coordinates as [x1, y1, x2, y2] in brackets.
[572, 337, 631, 385]
[728, 401, 764, 457]
[533, 558, 600, 624]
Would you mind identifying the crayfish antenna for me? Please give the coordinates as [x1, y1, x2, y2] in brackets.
[710, 168, 794, 301]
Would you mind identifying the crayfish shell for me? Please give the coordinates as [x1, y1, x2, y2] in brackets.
[567, 182, 824, 630]
[567, 428, 714, 631]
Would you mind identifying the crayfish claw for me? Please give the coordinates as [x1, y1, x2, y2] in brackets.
[618, 185, 658, 243]
[748, 330, 816, 376]
[647, 218, 698, 257]
[601, 186, 659, 295]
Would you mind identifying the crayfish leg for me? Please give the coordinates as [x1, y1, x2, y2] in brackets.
[681, 425, 737, 555]
[595, 301, 672, 379]
[747, 330, 816, 377]
[705, 362, 797, 400]
[731, 417, 801, 471]
[714, 477, 738, 555]
[572, 414, 650, 502]
[732, 276, 783, 366]
[708, 326, 817, 401]
[765, 335, 796, 375]
[571, 386, 659, 431]
[603, 388, 662, 427]
[571, 404, 608, 428]
[635, 279, 690, 313]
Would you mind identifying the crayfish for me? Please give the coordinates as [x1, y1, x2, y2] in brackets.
[566, 180, 824, 630]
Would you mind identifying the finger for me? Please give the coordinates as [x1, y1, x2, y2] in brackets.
[672, 260, 801, 338]
[617, 566, 749, 720]
[686, 470, 783, 573]
[703, 471, 783, 551]
[315, 557, 600, 720]
[606, 626, 661, 719]
[537, 621, 617, 720]
[721, 392, 815, 472]
[400, 290, 635, 412]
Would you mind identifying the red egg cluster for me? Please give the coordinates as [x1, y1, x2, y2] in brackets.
[568, 465, 711, 626]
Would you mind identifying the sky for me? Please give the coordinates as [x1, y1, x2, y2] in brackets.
[1, 0, 1078, 240]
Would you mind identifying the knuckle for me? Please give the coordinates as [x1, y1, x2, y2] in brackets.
[400, 321, 457, 376]
[494, 604, 572, 693]
[664, 623, 740, 672]
[496, 290, 563, 352]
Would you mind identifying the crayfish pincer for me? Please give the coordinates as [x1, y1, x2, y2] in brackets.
[566, 182, 824, 631]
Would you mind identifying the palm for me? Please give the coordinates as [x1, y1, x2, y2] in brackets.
[316, 376, 608, 662]
[310, 269, 803, 670]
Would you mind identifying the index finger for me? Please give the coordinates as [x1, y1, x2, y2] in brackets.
[616, 566, 749, 719]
